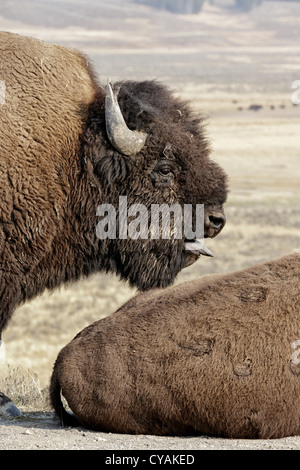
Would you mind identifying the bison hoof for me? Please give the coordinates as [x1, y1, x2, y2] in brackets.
[0, 392, 22, 418]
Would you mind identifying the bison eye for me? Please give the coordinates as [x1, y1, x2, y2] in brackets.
[159, 167, 172, 176]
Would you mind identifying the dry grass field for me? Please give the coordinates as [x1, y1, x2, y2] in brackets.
[0, 0, 299, 450]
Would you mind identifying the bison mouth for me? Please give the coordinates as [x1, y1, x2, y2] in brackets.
[184, 239, 214, 258]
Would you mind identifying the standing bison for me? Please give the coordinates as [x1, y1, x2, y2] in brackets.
[51, 251, 300, 439]
[0, 32, 227, 414]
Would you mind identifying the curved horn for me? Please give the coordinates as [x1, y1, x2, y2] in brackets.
[105, 80, 148, 156]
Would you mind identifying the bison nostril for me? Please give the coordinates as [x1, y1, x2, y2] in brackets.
[205, 213, 226, 238]
[209, 214, 225, 230]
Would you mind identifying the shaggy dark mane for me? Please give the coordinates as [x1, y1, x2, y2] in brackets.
[116, 80, 205, 136]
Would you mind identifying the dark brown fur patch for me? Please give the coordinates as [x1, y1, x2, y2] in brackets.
[238, 287, 268, 302]
[179, 338, 214, 356]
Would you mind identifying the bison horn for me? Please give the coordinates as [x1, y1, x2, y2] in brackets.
[105, 80, 148, 156]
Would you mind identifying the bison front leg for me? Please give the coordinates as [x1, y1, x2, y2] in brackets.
[0, 339, 22, 418]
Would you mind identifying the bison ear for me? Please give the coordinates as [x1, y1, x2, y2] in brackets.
[105, 80, 148, 156]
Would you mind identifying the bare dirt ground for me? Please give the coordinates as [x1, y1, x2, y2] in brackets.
[1, 411, 300, 451]
[0, 0, 300, 451]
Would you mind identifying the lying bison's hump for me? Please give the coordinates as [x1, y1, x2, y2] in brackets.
[0, 32, 96, 167]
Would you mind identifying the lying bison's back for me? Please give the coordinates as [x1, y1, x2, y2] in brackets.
[0, 31, 95, 171]
[53, 252, 300, 437]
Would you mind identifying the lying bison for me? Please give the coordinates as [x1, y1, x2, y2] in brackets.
[0, 32, 227, 413]
[51, 251, 300, 439]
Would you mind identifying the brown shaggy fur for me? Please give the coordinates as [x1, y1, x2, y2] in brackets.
[51, 251, 300, 439]
[0, 31, 227, 334]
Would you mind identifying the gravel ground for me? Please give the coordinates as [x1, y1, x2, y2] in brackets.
[0, 412, 300, 451]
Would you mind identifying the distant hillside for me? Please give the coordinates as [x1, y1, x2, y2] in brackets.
[135, 0, 205, 14]
[0, 0, 150, 28]
[1, 0, 299, 47]
[0, 0, 299, 93]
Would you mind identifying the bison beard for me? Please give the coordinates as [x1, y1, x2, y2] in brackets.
[0, 32, 228, 415]
[107, 238, 185, 291]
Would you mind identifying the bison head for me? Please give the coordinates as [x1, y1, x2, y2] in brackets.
[84, 80, 227, 290]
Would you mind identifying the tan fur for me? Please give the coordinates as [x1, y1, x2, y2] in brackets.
[51, 251, 300, 438]
[0, 32, 97, 329]
[0, 31, 95, 179]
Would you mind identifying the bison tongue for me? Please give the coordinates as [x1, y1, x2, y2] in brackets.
[184, 239, 214, 257]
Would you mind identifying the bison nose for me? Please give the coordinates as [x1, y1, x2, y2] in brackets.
[205, 213, 226, 238]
